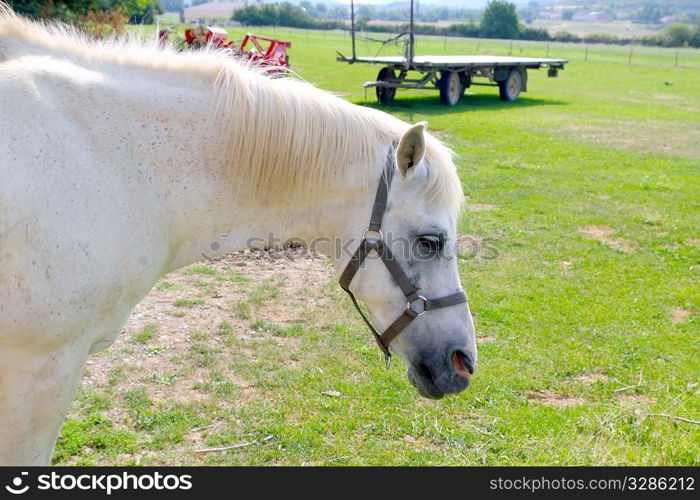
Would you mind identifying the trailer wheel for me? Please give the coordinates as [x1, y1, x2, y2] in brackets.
[439, 71, 462, 106]
[499, 69, 522, 101]
[376, 67, 396, 104]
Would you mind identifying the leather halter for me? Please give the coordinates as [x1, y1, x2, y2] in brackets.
[339, 145, 468, 362]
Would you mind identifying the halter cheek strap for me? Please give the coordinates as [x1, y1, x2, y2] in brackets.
[338, 145, 467, 363]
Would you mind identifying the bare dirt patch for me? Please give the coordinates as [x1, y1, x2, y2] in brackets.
[468, 203, 499, 212]
[671, 308, 692, 324]
[80, 246, 335, 405]
[571, 372, 609, 384]
[457, 234, 485, 254]
[618, 394, 655, 405]
[551, 117, 700, 160]
[430, 129, 451, 139]
[456, 233, 500, 260]
[578, 225, 634, 253]
[523, 390, 585, 408]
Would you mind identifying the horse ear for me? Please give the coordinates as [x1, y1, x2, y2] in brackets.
[396, 122, 427, 176]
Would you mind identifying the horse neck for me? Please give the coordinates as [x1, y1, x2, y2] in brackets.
[157, 76, 383, 273]
[163, 162, 379, 274]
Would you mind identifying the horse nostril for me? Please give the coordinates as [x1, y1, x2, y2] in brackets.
[452, 350, 475, 378]
[417, 361, 433, 381]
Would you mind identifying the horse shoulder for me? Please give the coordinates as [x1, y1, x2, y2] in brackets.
[0, 57, 172, 349]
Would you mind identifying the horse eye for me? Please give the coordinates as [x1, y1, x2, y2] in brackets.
[417, 234, 443, 255]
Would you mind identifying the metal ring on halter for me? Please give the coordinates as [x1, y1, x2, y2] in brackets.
[407, 295, 428, 316]
[362, 228, 383, 241]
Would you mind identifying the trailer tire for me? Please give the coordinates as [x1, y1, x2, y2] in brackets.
[439, 71, 462, 106]
[376, 67, 396, 104]
[499, 69, 523, 101]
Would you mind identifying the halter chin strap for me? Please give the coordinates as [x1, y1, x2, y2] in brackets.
[339, 145, 468, 363]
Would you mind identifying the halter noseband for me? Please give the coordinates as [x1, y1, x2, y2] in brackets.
[339, 145, 468, 363]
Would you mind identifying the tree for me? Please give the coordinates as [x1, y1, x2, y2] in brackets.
[355, 15, 370, 31]
[121, 0, 163, 24]
[233, 2, 340, 30]
[356, 5, 375, 18]
[690, 19, 700, 48]
[519, 26, 550, 41]
[8, 0, 163, 23]
[11, 0, 99, 20]
[659, 23, 692, 47]
[330, 5, 347, 19]
[480, 0, 519, 40]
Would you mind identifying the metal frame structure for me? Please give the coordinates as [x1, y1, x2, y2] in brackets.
[337, 0, 568, 105]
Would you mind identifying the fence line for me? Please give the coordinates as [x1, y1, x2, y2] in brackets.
[412, 35, 700, 70]
[218, 26, 700, 70]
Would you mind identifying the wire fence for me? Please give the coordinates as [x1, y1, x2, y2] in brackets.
[183, 24, 700, 71]
[413, 35, 700, 70]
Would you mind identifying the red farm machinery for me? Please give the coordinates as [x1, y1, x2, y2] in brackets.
[159, 26, 291, 74]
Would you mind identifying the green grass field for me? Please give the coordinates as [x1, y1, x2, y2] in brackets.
[55, 28, 699, 465]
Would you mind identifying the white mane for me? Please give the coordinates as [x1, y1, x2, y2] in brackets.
[0, 4, 463, 214]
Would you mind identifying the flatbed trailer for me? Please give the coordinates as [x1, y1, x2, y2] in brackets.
[336, 1, 567, 105]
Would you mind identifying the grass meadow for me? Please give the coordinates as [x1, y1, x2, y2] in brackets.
[54, 28, 700, 465]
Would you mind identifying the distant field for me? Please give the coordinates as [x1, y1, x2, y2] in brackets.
[157, 13, 181, 24]
[530, 18, 664, 38]
[57, 27, 699, 465]
[148, 24, 700, 70]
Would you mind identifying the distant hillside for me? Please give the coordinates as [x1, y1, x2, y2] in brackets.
[419, 0, 534, 7]
[555, 0, 699, 7]
[402, 0, 700, 11]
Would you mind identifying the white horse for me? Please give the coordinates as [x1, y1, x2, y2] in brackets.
[0, 6, 477, 465]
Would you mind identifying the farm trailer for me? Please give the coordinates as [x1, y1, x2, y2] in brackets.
[337, 54, 568, 106]
[336, 1, 567, 106]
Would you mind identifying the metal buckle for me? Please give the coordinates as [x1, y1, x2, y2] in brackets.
[362, 228, 383, 242]
[406, 295, 428, 316]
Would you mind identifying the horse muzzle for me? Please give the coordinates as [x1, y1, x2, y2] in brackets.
[407, 348, 476, 399]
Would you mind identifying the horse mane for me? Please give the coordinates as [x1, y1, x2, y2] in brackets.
[0, 4, 463, 215]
